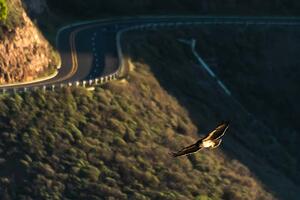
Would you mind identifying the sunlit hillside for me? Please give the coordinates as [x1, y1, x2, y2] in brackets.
[0, 41, 274, 199]
[0, 1, 299, 199]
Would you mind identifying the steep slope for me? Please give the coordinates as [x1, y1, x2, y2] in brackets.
[0, 0, 58, 84]
[122, 29, 300, 199]
[0, 54, 273, 199]
[190, 25, 300, 181]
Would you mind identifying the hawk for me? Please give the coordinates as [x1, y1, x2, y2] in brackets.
[170, 121, 229, 157]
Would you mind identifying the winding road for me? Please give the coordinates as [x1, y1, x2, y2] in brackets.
[1, 15, 300, 199]
[1, 16, 300, 92]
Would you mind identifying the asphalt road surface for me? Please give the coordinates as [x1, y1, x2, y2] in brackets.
[2, 16, 300, 91]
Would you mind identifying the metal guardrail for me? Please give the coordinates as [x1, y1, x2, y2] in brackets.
[0, 23, 156, 94]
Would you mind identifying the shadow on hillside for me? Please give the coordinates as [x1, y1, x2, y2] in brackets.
[121, 31, 300, 200]
[21, 1, 75, 48]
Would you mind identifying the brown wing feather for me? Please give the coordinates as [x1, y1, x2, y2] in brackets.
[203, 121, 229, 141]
[171, 143, 201, 157]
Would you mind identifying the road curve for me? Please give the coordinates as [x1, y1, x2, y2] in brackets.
[1, 16, 300, 92]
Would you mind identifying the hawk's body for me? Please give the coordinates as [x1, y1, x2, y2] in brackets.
[171, 121, 229, 157]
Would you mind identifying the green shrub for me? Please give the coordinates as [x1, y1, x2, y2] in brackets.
[79, 165, 100, 182]
[195, 195, 213, 200]
[0, 0, 7, 21]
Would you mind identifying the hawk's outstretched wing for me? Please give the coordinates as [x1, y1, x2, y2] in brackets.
[202, 121, 229, 141]
[170, 142, 201, 157]
[170, 121, 229, 157]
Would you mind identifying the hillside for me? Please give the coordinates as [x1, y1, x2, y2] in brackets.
[0, 1, 299, 199]
[0, 42, 275, 199]
[0, 0, 58, 84]
[122, 29, 300, 199]
[190, 25, 300, 181]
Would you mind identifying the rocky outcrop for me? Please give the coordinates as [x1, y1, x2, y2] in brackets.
[0, 0, 57, 84]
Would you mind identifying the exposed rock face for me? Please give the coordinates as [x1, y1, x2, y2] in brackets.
[0, 1, 56, 84]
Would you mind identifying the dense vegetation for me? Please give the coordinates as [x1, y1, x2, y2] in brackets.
[1, 4, 299, 198]
[0, 59, 274, 199]
[0, 0, 24, 38]
[122, 29, 300, 199]
[0, 0, 7, 21]
[46, 0, 300, 18]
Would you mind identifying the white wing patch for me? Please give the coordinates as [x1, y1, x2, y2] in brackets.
[202, 140, 215, 148]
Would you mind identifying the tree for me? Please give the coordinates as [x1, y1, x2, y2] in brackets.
[0, 0, 7, 21]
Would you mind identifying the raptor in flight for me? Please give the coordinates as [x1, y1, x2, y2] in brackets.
[170, 121, 229, 157]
